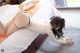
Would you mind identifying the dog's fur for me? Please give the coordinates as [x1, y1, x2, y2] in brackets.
[50, 16, 65, 39]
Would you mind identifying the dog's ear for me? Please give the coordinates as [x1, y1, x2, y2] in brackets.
[51, 28, 63, 39]
[51, 28, 59, 38]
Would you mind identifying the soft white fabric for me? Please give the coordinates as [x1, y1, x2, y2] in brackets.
[0, 28, 39, 53]
[0, 5, 21, 26]
[31, 3, 62, 20]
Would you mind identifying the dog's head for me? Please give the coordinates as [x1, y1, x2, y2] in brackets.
[50, 16, 65, 39]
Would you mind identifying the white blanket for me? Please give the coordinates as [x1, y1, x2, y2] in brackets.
[0, 28, 39, 53]
[0, 5, 21, 26]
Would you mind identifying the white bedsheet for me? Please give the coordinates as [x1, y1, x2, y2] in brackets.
[0, 5, 20, 26]
[0, 28, 39, 53]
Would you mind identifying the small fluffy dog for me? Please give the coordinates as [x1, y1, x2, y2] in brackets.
[6, 13, 73, 44]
